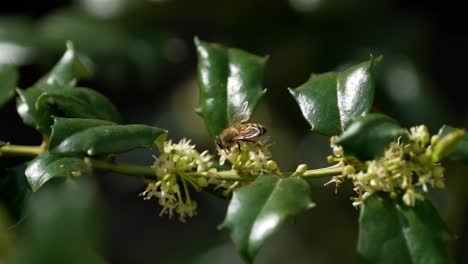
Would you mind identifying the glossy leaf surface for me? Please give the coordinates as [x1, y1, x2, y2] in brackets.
[358, 193, 454, 264]
[437, 126, 468, 163]
[290, 57, 378, 136]
[25, 151, 91, 192]
[0, 164, 32, 221]
[49, 117, 167, 155]
[195, 38, 267, 137]
[0, 64, 18, 108]
[289, 73, 341, 135]
[220, 174, 314, 263]
[337, 114, 407, 161]
[38, 41, 91, 86]
[16, 83, 61, 134]
[16, 43, 92, 135]
[36, 87, 121, 121]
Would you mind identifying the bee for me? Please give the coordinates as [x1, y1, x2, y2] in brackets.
[215, 103, 268, 151]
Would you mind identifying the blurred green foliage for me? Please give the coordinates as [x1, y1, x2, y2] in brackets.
[0, 0, 467, 263]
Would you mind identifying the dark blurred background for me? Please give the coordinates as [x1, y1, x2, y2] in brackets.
[1, 0, 467, 263]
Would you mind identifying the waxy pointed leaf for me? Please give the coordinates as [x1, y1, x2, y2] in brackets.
[38, 41, 91, 86]
[221, 174, 314, 262]
[0, 64, 18, 108]
[290, 57, 379, 136]
[16, 43, 93, 135]
[0, 164, 32, 222]
[195, 38, 267, 137]
[358, 193, 454, 264]
[16, 83, 59, 135]
[437, 126, 468, 163]
[17, 85, 120, 136]
[48, 117, 115, 149]
[36, 87, 121, 122]
[25, 151, 92, 192]
[337, 114, 407, 161]
[49, 117, 167, 155]
[289, 73, 341, 136]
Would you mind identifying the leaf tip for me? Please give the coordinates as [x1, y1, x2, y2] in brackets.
[370, 54, 383, 65]
[193, 36, 201, 46]
[65, 40, 75, 51]
[154, 131, 168, 151]
[194, 107, 203, 117]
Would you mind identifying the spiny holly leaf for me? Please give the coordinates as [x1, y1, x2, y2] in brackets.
[25, 151, 92, 192]
[220, 174, 314, 263]
[15, 180, 105, 264]
[357, 193, 454, 264]
[0, 64, 18, 108]
[17, 85, 120, 137]
[38, 41, 91, 86]
[289, 56, 380, 136]
[35, 87, 121, 126]
[16, 42, 92, 135]
[436, 126, 467, 163]
[336, 114, 407, 161]
[48, 117, 115, 149]
[195, 38, 267, 137]
[49, 117, 167, 156]
[0, 164, 32, 222]
[16, 83, 62, 134]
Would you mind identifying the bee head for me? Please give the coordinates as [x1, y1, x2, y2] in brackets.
[214, 137, 223, 149]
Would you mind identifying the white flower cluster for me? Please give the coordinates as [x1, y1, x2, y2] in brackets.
[329, 125, 446, 207]
[217, 142, 277, 176]
[141, 138, 212, 222]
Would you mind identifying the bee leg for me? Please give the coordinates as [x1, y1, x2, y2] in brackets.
[236, 141, 241, 151]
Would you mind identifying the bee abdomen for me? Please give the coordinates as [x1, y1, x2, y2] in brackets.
[251, 123, 267, 135]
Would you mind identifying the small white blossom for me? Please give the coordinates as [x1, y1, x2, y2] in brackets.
[142, 138, 216, 222]
[329, 125, 446, 208]
[217, 141, 274, 176]
[176, 201, 197, 222]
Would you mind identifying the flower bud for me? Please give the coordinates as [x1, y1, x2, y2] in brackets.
[343, 165, 355, 175]
[197, 177, 208, 188]
[292, 164, 308, 176]
[430, 135, 440, 145]
[266, 160, 278, 171]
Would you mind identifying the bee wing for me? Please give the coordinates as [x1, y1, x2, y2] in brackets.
[229, 102, 251, 126]
[234, 125, 262, 140]
[257, 135, 272, 147]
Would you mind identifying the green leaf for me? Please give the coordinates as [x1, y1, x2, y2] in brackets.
[436, 126, 468, 163]
[36, 87, 121, 123]
[16, 83, 65, 135]
[0, 141, 6, 147]
[38, 41, 91, 86]
[357, 193, 454, 264]
[15, 180, 105, 264]
[49, 117, 167, 155]
[195, 38, 267, 137]
[220, 174, 314, 263]
[0, 64, 18, 108]
[17, 85, 120, 136]
[48, 117, 115, 149]
[336, 114, 407, 161]
[25, 151, 92, 192]
[0, 164, 32, 222]
[289, 56, 379, 136]
[16, 42, 92, 135]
